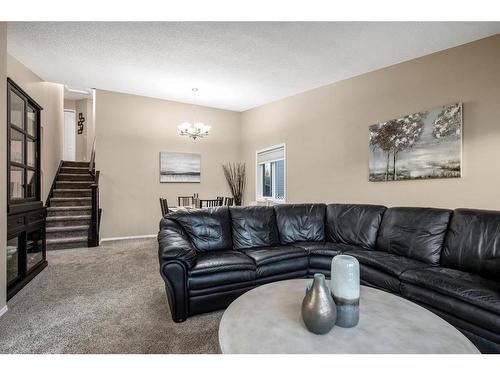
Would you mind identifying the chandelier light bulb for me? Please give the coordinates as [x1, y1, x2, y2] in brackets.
[177, 88, 211, 140]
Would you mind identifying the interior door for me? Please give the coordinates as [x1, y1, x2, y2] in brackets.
[63, 110, 76, 161]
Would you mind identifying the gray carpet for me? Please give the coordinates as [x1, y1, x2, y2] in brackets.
[0, 238, 222, 354]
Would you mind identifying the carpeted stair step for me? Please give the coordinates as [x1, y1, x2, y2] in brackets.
[60, 167, 89, 174]
[46, 225, 89, 238]
[57, 173, 94, 182]
[49, 197, 92, 207]
[46, 215, 91, 227]
[46, 236, 88, 251]
[53, 189, 91, 198]
[47, 206, 92, 217]
[62, 161, 90, 168]
[56, 181, 93, 189]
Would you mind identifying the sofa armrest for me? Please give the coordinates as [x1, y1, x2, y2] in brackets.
[158, 217, 198, 269]
[158, 218, 198, 322]
[160, 261, 189, 322]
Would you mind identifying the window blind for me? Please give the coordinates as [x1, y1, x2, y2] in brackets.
[257, 145, 285, 164]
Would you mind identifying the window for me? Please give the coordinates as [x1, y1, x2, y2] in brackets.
[256, 144, 286, 202]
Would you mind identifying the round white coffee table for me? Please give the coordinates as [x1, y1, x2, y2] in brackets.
[218, 279, 479, 354]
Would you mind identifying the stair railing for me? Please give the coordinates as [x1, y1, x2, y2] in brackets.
[88, 137, 101, 247]
[88, 137, 96, 177]
[45, 160, 64, 207]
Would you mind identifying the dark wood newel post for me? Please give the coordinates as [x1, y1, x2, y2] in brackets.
[88, 138, 100, 247]
[88, 171, 100, 247]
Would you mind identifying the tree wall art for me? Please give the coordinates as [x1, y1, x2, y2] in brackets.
[369, 103, 462, 182]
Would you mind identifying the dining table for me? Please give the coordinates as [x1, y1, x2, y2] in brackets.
[168, 205, 196, 213]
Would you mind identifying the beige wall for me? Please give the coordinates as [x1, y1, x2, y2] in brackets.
[7, 55, 64, 202]
[64, 99, 76, 111]
[64, 98, 94, 162]
[75, 99, 93, 161]
[95, 90, 241, 239]
[241, 34, 500, 210]
[0, 23, 7, 313]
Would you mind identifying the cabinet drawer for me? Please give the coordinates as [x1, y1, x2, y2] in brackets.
[27, 210, 46, 225]
[8, 215, 25, 233]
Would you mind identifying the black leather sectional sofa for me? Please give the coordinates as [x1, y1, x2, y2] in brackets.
[157, 204, 500, 353]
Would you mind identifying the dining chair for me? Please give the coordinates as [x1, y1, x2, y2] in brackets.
[200, 199, 223, 208]
[223, 197, 234, 206]
[178, 196, 195, 207]
[159, 198, 169, 216]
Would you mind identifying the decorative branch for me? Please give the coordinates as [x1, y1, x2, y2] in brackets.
[222, 162, 246, 206]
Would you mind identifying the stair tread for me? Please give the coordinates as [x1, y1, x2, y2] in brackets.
[50, 197, 91, 201]
[59, 173, 91, 176]
[47, 215, 91, 221]
[46, 236, 88, 244]
[47, 206, 92, 211]
[46, 225, 89, 232]
[53, 189, 91, 192]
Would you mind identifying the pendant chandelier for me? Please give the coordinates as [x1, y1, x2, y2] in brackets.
[177, 88, 211, 140]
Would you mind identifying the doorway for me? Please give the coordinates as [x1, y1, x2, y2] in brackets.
[63, 109, 76, 161]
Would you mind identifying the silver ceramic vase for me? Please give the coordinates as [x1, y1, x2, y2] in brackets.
[301, 273, 337, 335]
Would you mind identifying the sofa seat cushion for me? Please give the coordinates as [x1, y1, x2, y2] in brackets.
[400, 267, 500, 315]
[188, 250, 256, 290]
[359, 264, 402, 293]
[344, 249, 430, 278]
[190, 250, 256, 275]
[242, 245, 307, 266]
[243, 245, 308, 278]
[401, 282, 500, 336]
[293, 241, 360, 256]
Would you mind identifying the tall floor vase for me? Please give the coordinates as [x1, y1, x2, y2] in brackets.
[331, 255, 360, 328]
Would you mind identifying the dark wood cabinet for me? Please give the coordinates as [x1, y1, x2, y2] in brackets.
[6, 78, 47, 300]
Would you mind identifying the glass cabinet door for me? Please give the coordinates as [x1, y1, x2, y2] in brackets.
[10, 128, 24, 164]
[26, 230, 44, 272]
[27, 105, 37, 137]
[8, 82, 40, 203]
[10, 166, 25, 200]
[10, 90, 24, 129]
[7, 236, 21, 286]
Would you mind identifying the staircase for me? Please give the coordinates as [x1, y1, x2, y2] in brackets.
[46, 161, 95, 250]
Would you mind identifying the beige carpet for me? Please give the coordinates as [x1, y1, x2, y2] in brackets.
[0, 238, 222, 354]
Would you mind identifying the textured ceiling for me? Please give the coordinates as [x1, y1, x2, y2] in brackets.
[7, 22, 500, 111]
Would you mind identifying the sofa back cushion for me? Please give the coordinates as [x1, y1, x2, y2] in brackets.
[274, 204, 326, 244]
[166, 207, 232, 252]
[326, 204, 386, 249]
[376, 207, 452, 265]
[230, 206, 280, 249]
[442, 209, 500, 280]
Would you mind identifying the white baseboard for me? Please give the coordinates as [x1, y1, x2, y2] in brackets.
[100, 234, 156, 243]
[0, 305, 8, 318]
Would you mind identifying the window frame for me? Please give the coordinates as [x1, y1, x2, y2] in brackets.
[255, 143, 286, 203]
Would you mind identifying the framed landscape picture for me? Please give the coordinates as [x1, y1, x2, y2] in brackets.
[160, 152, 201, 183]
[369, 103, 462, 182]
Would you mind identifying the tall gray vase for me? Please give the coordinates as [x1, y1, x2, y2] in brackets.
[301, 273, 337, 335]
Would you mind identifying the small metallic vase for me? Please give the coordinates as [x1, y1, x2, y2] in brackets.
[331, 255, 360, 328]
[301, 273, 337, 335]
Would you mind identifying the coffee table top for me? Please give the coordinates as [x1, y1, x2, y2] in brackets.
[218, 279, 479, 354]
